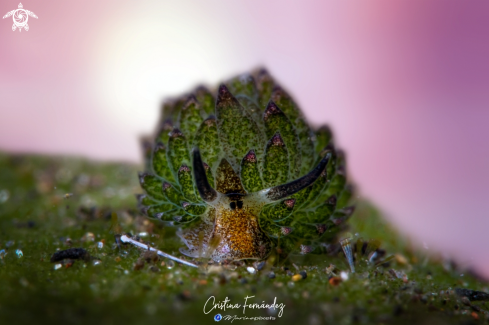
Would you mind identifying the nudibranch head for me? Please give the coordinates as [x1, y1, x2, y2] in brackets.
[138, 69, 355, 262]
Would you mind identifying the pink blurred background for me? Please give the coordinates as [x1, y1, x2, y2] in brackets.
[1, 1, 488, 276]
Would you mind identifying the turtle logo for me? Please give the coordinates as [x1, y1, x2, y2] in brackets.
[3, 3, 38, 32]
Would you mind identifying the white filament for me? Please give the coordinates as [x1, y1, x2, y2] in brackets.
[119, 235, 198, 268]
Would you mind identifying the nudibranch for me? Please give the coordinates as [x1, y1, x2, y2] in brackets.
[137, 70, 355, 263]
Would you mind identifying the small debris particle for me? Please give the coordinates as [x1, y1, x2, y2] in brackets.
[54, 263, 63, 270]
[198, 280, 208, 285]
[461, 296, 472, 306]
[292, 274, 303, 282]
[388, 269, 407, 281]
[62, 259, 75, 268]
[6, 241, 14, 248]
[114, 234, 125, 247]
[455, 288, 489, 301]
[97, 242, 104, 249]
[0, 189, 10, 203]
[81, 232, 95, 242]
[340, 271, 349, 281]
[247, 266, 256, 274]
[134, 259, 145, 271]
[142, 250, 158, 263]
[115, 257, 121, 262]
[394, 254, 408, 265]
[299, 271, 307, 279]
[471, 311, 479, 320]
[138, 232, 148, 237]
[63, 193, 73, 199]
[329, 277, 342, 286]
[50, 248, 90, 262]
[368, 251, 378, 263]
[300, 244, 314, 255]
[325, 264, 337, 276]
[166, 260, 175, 269]
[207, 266, 223, 274]
[15, 249, 23, 258]
[149, 266, 160, 273]
[286, 270, 294, 277]
[254, 261, 266, 271]
[268, 272, 276, 279]
[93, 260, 101, 266]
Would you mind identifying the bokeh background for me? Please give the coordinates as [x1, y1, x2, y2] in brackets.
[1, 1, 488, 276]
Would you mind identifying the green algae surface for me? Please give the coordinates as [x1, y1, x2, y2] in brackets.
[0, 153, 487, 325]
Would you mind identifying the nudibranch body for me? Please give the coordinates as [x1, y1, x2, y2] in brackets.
[138, 70, 354, 262]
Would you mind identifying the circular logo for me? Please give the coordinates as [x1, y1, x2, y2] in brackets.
[214, 314, 222, 322]
[13, 10, 27, 26]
